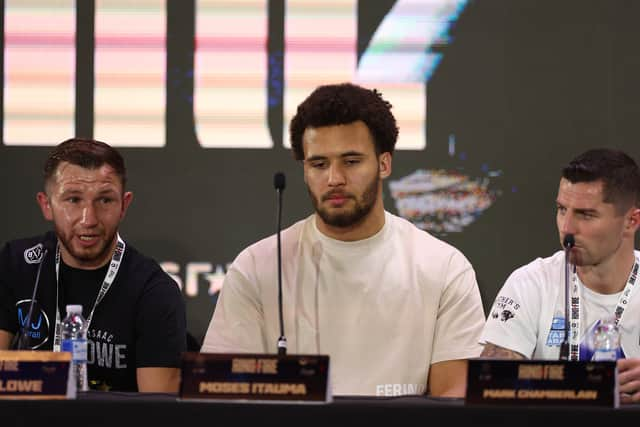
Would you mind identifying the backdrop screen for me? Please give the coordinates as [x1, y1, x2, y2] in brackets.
[2, 0, 639, 343]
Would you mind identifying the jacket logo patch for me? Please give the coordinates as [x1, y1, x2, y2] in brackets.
[24, 243, 44, 264]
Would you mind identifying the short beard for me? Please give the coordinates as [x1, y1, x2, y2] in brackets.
[55, 227, 117, 268]
[308, 175, 380, 228]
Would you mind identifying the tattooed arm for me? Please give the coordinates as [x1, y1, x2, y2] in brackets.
[480, 342, 527, 359]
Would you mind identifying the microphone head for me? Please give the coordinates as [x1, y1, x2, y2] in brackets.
[563, 234, 575, 249]
[274, 172, 286, 191]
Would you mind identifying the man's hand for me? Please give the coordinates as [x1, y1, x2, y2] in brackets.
[0, 331, 13, 350]
[427, 359, 469, 398]
[617, 358, 640, 403]
[136, 367, 180, 393]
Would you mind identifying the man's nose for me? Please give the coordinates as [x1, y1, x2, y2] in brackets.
[80, 204, 99, 226]
[327, 163, 346, 186]
[559, 212, 576, 236]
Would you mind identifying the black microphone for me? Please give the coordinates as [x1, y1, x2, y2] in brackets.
[273, 172, 287, 356]
[559, 234, 575, 361]
[14, 240, 53, 350]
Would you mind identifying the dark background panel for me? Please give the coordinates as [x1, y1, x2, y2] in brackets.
[1, 0, 640, 343]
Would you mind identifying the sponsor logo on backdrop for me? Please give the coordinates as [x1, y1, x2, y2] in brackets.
[160, 262, 230, 297]
[389, 169, 501, 234]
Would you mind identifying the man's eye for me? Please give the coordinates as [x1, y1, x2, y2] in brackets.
[66, 197, 80, 203]
[311, 161, 326, 169]
[101, 197, 114, 204]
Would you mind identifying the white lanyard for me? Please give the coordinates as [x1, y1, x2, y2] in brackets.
[568, 256, 639, 361]
[52, 234, 126, 352]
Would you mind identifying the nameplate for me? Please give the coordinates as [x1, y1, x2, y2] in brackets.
[180, 352, 331, 403]
[466, 359, 618, 407]
[0, 351, 72, 399]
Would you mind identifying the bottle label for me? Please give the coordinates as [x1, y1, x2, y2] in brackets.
[61, 338, 88, 363]
[593, 349, 617, 361]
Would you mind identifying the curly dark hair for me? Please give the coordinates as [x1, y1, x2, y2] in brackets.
[289, 82, 399, 160]
[43, 138, 127, 190]
[562, 148, 640, 211]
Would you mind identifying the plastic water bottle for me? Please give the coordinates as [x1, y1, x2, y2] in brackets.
[61, 305, 88, 392]
[590, 316, 620, 361]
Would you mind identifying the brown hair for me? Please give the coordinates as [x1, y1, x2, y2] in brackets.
[43, 138, 127, 190]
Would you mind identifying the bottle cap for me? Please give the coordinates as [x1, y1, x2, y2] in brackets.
[65, 304, 83, 314]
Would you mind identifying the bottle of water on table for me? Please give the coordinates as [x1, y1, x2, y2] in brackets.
[590, 316, 620, 361]
[61, 304, 88, 392]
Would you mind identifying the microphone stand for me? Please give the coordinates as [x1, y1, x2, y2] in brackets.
[559, 234, 574, 361]
[14, 246, 49, 350]
[274, 172, 287, 356]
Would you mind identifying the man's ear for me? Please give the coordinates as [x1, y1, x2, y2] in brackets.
[120, 191, 134, 221]
[36, 192, 53, 221]
[626, 207, 640, 234]
[379, 152, 392, 179]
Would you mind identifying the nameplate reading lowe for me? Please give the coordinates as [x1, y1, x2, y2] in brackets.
[466, 359, 618, 408]
[0, 351, 72, 399]
[179, 352, 331, 403]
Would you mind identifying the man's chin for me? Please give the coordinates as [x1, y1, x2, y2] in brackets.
[568, 254, 584, 266]
[68, 245, 111, 267]
[325, 219, 355, 228]
[318, 211, 363, 228]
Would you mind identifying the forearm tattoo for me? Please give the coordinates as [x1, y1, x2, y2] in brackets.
[480, 343, 527, 360]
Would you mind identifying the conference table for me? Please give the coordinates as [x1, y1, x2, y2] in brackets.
[3, 392, 640, 426]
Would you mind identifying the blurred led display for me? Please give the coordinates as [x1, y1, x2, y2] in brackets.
[4, 0, 75, 146]
[194, 0, 271, 148]
[94, 0, 166, 147]
[3, 1, 466, 149]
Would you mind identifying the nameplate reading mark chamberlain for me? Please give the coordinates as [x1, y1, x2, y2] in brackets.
[179, 352, 331, 403]
[466, 359, 618, 407]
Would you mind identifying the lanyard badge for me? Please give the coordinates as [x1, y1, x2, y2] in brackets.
[52, 234, 126, 352]
[568, 257, 639, 361]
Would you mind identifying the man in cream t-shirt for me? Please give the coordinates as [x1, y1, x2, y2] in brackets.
[202, 83, 485, 397]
